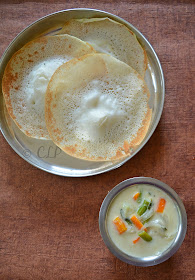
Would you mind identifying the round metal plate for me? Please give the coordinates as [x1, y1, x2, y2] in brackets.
[0, 9, 165, 177]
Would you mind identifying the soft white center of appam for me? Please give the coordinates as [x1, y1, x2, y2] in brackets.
[74, 81, 124, 141]
[26, 58, 66, 113]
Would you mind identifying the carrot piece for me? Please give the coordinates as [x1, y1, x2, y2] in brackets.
[156, 198, 166, 213]
[113, 216, 127, 234]
[133, 237, 140, 244]
[133, 192, 140, 201]
[131, 215, 145, 230]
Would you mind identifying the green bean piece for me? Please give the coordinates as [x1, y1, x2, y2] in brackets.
[139, 231, 152, 242]
[125, 218, 132, 225]
[137, 200, 150, 216]
[137, 205, 147, 216]
[120, 209, 132, 224]
[137, 191, 142, 203]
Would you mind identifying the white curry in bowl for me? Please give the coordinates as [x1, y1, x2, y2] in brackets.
[99, 177, 187, 266]
[107, 184, 178, 258]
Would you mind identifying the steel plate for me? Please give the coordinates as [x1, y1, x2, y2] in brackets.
[0, 8, 165, 177]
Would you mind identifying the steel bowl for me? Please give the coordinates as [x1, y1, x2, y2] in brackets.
[0, 9, 165, 177]
[99, 177, 187, 266]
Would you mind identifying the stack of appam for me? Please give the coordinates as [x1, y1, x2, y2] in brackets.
[2, 17, 151, 161]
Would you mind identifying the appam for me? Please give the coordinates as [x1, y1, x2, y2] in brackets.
[45, 53, 151, 161]
[2, 34, 95, 139]
[58, 17, 147, 77]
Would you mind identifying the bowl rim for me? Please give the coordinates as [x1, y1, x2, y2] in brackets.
[99, 177, 187, 266]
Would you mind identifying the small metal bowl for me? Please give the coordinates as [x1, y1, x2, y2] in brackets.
[99, 177, 187, 266]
